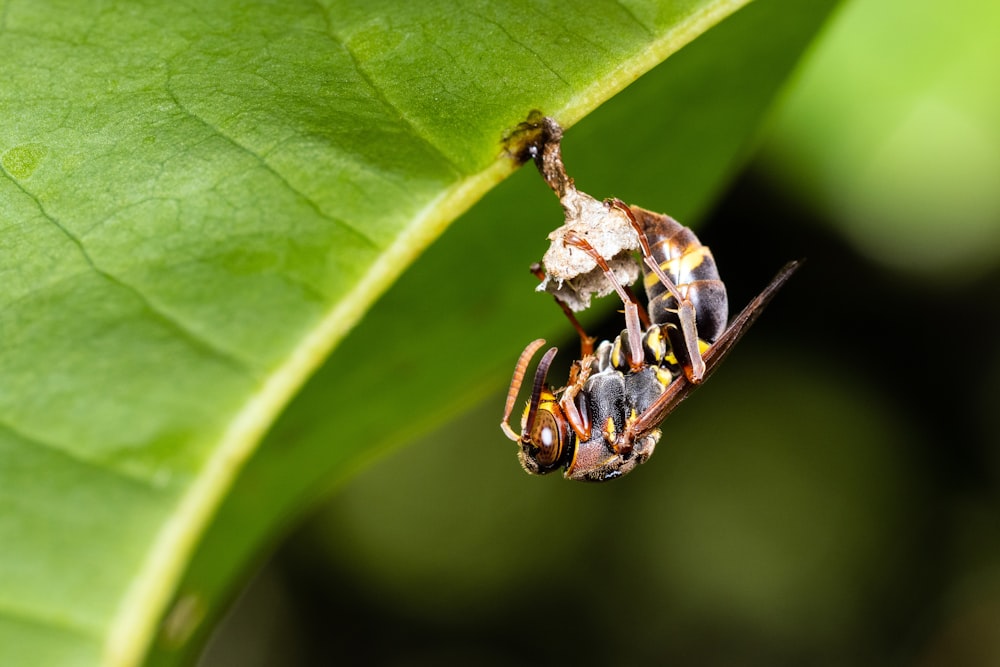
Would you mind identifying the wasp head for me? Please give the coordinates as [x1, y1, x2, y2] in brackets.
[501, 342, 572, 475]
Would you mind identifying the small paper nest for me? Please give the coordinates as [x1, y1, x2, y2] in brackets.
[537, 188, 640, 312]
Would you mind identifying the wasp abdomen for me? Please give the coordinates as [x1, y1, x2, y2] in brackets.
[630, 205, 728, 345]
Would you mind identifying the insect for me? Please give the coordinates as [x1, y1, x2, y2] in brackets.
[501, 250, 799, 482]
[500, 114, 798, 481]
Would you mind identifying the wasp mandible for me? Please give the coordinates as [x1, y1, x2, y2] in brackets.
[500, 114, 799, 481]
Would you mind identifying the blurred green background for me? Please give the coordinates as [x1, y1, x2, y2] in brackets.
[198, 0, 1000, 664]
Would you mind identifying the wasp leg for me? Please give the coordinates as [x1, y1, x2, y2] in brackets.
[530, 263, 596, 357]
[625, 260, 802, 439]
[623, 284, 651, 328]
[501, 338, 547, 441]
[559, 361, 592, 440]
[563, 231, 644, 371]
[609, 198, 707, 383]
[560, 390, 591, 441]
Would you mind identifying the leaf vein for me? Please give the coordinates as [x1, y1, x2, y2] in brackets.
[612, 1, 656, 38]
[0, 168, 254, 374]
[472, 11, 572, 87]
[0, 419, 160, 488]
[162, 83, 380, 251]
[525, 5, 611, 56]
[313, 2, 466, 177]
[0, 602, 102, 645]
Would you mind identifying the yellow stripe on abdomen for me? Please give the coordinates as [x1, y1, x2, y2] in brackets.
[643, 246, 711, 289]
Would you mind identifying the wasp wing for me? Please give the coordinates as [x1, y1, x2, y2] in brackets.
[628, 260, 802, 437]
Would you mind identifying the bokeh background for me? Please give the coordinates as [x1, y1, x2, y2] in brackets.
[198, 0, 1000, 664]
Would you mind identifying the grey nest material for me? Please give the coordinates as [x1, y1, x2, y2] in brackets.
[536, 188, 640, 311]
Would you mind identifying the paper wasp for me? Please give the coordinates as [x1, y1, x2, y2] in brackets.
[500, 114, 799, 481]
[501, 254, 798, 481]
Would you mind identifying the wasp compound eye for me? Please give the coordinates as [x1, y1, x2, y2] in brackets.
[529, 409, 563, 467]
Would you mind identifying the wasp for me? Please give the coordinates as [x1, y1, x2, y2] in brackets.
[500, 115, 798, 481]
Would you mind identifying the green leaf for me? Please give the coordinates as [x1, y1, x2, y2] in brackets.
[761, 0, 1000, 279]
[0, 1, 836, 665]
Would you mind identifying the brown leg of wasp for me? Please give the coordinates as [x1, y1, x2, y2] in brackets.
[563, 231, 644, 371]
[501, 338, 547, 441]
[609, 198, 706, 383]
[623, 284, 651, 328]
[558, 361, 592, 440]
[530, 263, 596, 357]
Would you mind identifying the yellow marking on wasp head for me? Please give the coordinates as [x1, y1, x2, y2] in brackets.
[520, 389, 559, 426]
[604, 416, 616, 442]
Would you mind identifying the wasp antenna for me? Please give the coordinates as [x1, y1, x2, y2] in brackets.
[502, 339, 547, 441]
[524, 347, 559, 438]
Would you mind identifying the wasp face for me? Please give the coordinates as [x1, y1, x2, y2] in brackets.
[516, 361, 573, 475]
